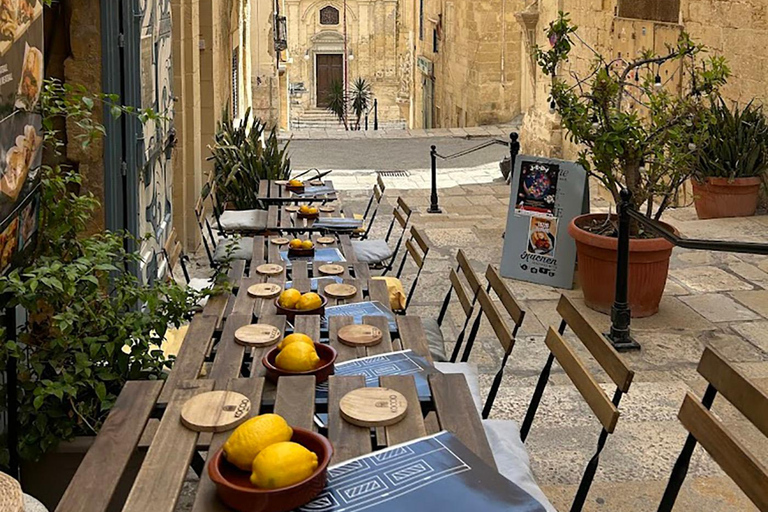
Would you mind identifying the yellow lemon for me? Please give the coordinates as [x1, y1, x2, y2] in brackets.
[296, 292, 322, 311]
[222, 414, 293, 471]
[277, 332, 314, 350]
[301, 240, 314, 250]
[308, 207, 319, 215]
[299, 204, 311, 214]
[288, 179, 303, 187]
[278, 289, 302, 309]
[275, 342, 320, 372]
[250, 442, 318, 489]
[289, 238, 303, 249]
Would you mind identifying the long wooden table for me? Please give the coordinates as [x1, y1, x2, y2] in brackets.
[256, 179, 339, 205]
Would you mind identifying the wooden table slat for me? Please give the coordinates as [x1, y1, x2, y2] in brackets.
[294, 315, 321, 342]
[380, 376, 427, 446]
[159, 316, 218, 404]
[231, 276, 261, 317]
[363, 315, 394, 356]
[249, 314, 286, 378]
[367, 279, 391, 312]
[251, 237, 265, 266]
[274, 376, 316, 431]
[208, 312, 250, 381]
[429, 373, 496, 469]
[55, 381, 163, 512]
[123, 381, 215, 512]
[267, 205, 278, 229]
[292, 261, 310, 292]
[339, 235, 357, 263]
[328, 375, 371, 464]
[353, 262, 371, 282]
[328, 315, 361, 361]
[397, 316, 433, 363]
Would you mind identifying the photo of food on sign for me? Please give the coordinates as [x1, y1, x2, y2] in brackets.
[14, 41, 42, 109]
[515, 161, 559, 216]
[1, 123, 41, 201]
[0, 0, 40, 51]
[0, 216, 18, 274]
[527, 216, 557, 256]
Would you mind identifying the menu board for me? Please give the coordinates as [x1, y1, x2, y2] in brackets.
[298, 431, 546, 512]
[500, 156, 588, 289]
[0, 0, 43, 275]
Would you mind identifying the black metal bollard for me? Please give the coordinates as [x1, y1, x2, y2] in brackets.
[510, 132, 520, 168]
[373, 99, 378, 131]
[428, 145, 442, 213]
[608, 189, 641, 351]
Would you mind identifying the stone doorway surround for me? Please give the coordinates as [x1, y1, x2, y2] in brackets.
[309, 30, 345, 107]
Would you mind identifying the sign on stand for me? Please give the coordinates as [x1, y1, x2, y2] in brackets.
[500, 156, 588, 289]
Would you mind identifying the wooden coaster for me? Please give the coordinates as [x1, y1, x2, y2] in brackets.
[309, 179, 324, 186]
[285, 205, 300, 213]
[319, 205, 336, 213]
[339, 387, 408, 428]
[337, 324, 383, 347]
[255, 263, 284, 276]
[235, 324, 282, 347]
[247, 282, 282, 298]
[181, 391, 251, 433]
[324, 283, 358, 299]
[317, 236, 336, 245]
[318, 264, 344, 276]
[271, 237, 290, 245]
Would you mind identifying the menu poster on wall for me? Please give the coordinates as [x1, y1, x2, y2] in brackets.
[500, 156, 588, 289]
[0, 0, 43, 275]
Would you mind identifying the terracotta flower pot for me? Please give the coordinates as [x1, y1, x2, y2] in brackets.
[692, 177, 762, 220]
[568, 214, 675, 318]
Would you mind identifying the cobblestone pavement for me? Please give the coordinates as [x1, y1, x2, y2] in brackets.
[177, 177, 767, 512]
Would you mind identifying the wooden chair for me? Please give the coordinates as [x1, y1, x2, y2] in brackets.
[657, 346, 768, 512]
[487, 294, 634, 512]
[351, 197, 412, 270]
[161, 227, 216, 299]
[208, 181, 268, 235]
[371, 226, 430, 314]
[353, 174, 386, 239]
[194, 188, 253, 266]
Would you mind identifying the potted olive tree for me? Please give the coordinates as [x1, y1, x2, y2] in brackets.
[536, 13, 729, 316]
[692, 99, 768, 219]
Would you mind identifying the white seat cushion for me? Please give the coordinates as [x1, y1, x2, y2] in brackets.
[187, 277, 214, 308]
[218, 209, 268, 231]
[433, 362, 482, 413]
[214, 237, 253, 262]
[483, 420, 557, 512]
[24, 493, 49, 512]
[421, 318, 448, 362]
[352, 239, 394, 264]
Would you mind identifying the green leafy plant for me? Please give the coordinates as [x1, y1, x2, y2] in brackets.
[208, 108, 291, 210]
[326, 81, 349, 130]
[350, 78, 372, 130]
[536, 12, 730, 225]
[694, 99, 768, 181]
[0, 80, 202, 463]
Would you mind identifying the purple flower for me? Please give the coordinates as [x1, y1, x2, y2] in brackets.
[549, 33, 559, 47]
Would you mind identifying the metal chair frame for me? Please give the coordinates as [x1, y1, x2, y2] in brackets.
[370, 197, 412, 273]
[393, 226, 430, 312]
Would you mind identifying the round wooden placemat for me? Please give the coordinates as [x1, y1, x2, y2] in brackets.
[318, 264, 344, 276]
[0, 472, 23, 512]
[275, 180, 289, 186]
[324, 283, 358, 299]
[270, 237, 290, 245]
[340, 387, 408, 428]
[337, 324, 383, 347]
[309, 179, 324, 186]
[316, 236, 336, 245]
[255, 264, 284, 276]
[285, 205, 300, 213]
[247, 282, 282, 298]
[318, 205, 335, 213]
[181, 391, 251, 433]
[234, 324, 282, 347]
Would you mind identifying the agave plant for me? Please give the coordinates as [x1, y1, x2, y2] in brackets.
[207, 108, 291, 210]
[326, 81, 349, 130]
[695, 99, 768, 180]
[350, 78, 372, 130]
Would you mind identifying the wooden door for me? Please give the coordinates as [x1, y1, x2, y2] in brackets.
[316, 54, 343, 108]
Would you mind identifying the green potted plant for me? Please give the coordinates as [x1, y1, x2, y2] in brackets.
[692, 99, 768, 219]
[536, 13, 729, 316]
[208, 108, 291, 210]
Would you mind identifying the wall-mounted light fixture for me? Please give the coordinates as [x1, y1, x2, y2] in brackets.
[304, 50, 310, 60]
[348, 49, 354, 61]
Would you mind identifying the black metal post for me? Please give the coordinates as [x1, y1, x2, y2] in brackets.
[428, 145, 442, 213]
[608, 189, 640, 351]
[365, 111, 368, 131]
[4, 307, 19, 478]
[373, 99, 378, 130]
[509, 131, 520, 173]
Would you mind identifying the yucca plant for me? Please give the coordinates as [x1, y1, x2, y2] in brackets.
[326, 81, 348, 130]
[695, 99, 768, 180]
[207, 108, 291, 210]
[350, 78, 372, 130]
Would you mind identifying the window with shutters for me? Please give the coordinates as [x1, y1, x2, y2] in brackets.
[232, 48, 239, 119]
[320, 6, 339, 25]
[617, 0, 680, 23]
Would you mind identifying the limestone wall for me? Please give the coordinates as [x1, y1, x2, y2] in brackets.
[410, 0, 524, 129]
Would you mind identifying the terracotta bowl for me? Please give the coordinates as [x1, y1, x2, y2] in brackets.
[286, 184, 305, 193]
[296, 212, 320, 220]
[288, 246, 315, 258]
[262, 342, 337, 383]
[274, 295, 327, 322]
[208, 427, 333, 512]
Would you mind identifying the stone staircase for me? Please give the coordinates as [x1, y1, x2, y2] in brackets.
[291, 109, 346, 130]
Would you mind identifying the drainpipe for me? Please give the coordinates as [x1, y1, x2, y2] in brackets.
[343, 0, 348, 126]
[501, 0, 506, 84]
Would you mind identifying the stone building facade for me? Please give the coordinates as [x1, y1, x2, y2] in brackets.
[409, 0, 524, 129]
[519, 0, 768, 160]
[280, 0, 408, 129]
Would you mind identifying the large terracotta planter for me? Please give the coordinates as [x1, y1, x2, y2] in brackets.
[568, 214, 675, 318]
[692, 177, 762, 220]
